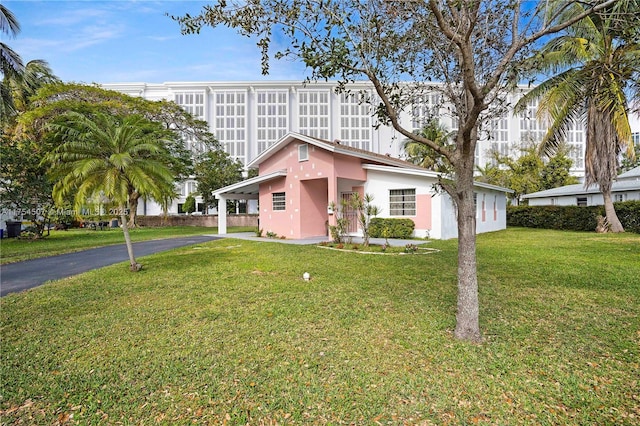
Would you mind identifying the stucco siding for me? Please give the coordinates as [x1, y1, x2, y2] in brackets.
[363, 169, 437, 238]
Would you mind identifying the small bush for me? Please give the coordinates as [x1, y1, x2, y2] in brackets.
[369, 218, 415, 239]
[507, 201, 640, 233]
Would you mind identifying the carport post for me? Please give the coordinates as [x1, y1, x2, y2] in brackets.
[217, 195, 227, 234]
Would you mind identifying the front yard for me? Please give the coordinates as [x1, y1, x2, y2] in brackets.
[1, 228, 638, 424]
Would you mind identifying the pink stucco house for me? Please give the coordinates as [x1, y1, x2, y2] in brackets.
[213, 133, 512, 240]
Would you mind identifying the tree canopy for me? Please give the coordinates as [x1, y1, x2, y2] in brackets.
[20, 83, 221, 226]
[172, 0, 619, 341]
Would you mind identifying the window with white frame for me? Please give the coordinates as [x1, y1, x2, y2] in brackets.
[519, 98, 547, 144]
[340, 92, 371, 150]
[489, 116, 509, 158]
[298, 144, 309, 161]
[272, 192, 286, 211]
[186, 181, 198, 195]
[614, 193, 626, 202]
[214, 91, 247, 163]
[175, 92, 205, 119]
[566, 122, 585, 169]
[411, 93, 440, 132]
[577, 197, 588, 206]
[389, 189, 416, 216]
[175, 183, 185, 197]
[257, 90, 288, 154]
[298, 90, 329, 140]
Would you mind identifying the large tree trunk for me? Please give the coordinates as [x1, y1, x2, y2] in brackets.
[127, 191, 139, 229]
[453, 166, 482, 343]
[601, 185, 624, 233]
[121, 211, 141, 272]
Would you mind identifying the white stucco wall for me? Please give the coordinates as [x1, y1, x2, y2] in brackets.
[363, 169, 439, 238]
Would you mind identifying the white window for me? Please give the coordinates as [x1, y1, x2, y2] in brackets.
[389, 189, 416, 216]
[519, 98, 547, 144]
[213, 90, 247, 164]
[411, 93, 440, 131]
[577, 197, 588, 206]
[257, 90, 288, 153]
[272, 192, 286, 211]
[339, 91, 372, 151]
[186, 181, 198, 195]
[174, 92, 205, 119]
[298, 144, 309, 161]
[614, 194, 626, 202]
[298, 90, 330, 140]
[489, 116, 509, 158]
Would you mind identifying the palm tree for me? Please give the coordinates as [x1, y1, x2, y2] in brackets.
[516, 1, 640, 232]
[0, 4, 22, 78]
[46, 112, 176, 271]
[402, 120, 453, 173]
[1, 5, 58, 128]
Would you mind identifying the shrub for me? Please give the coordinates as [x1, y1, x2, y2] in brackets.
[507, 201, 640, 233]
[369, 218, 415, 239]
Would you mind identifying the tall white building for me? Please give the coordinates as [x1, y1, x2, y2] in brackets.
[101, 80, 588, 215]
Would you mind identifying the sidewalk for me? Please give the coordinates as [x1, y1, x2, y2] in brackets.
[223, 232, 428, 247]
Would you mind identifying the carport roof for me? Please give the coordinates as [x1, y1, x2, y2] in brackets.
[212, 169, 287, 199]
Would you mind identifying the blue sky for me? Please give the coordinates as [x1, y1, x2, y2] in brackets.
[4, 0, 310, 84]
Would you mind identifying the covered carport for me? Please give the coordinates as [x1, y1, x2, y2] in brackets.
[212, 170, 287, 234]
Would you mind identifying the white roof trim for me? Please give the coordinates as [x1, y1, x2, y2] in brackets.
[363, 164, 514, 193]
[212, 169, 287, 198]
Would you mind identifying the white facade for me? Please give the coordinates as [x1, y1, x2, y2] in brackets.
[100, 80, 589, 215]
[363, 165, 510, 240]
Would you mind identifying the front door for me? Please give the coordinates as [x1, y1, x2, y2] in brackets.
[341, 192, 359, 233]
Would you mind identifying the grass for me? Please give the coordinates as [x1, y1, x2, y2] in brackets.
[1, 228, 639, 424]
[0, 226, 253, 264]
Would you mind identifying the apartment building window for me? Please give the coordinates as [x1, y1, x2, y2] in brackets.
[411, 94, 441, 131]
[577, 197, 588, 206]
[257, 90, 288, 154]
[340, 92, 371, 151]
[614, 194, 626, 202]
[214, 91, 247, 164]
[519, 98, 547, 143]
[390, 189, 416, 216]
[272, 192, 286, 211]
[566, 122, 585, 169]
[186, 181, 198, 195]
[298, 90, 329, 140]
[175, 92, 205, 119]
[489, 116, 509, 158]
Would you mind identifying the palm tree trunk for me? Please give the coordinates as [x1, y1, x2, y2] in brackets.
[127, 191, 139, 229]
[601, 187, 624, 233]
[121, 211, 141, 271]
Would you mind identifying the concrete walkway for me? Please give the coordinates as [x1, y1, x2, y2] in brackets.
[222, 232, 428, 247]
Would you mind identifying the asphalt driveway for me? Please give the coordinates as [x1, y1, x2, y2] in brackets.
[0, 235, 221, 297]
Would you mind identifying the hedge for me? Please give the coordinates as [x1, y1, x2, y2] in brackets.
[507, 200, 640, 233]
[369, 218, 415, 239]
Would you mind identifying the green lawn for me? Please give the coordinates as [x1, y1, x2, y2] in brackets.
[0, 226, 253, 264]
[1, 228, 639, 424]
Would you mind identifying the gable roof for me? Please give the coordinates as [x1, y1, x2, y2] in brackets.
[523, 180, 640, 199]
[523, 167, 640, 199]
[617, 166, 640, 181]
[247, 132, 425, 170]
